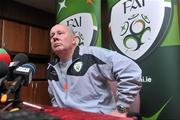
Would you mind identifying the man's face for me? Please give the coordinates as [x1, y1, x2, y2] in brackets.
[50, 24, 75, 54]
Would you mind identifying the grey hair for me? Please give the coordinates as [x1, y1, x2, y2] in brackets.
[66, 26, 79, 45]
[56, 23, 76, 35]
[67, 26, 76, 36]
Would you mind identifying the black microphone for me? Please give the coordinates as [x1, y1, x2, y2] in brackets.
[0, 61, 9, 94]
[0, 61, 9, 79]
[1, 63, 36, 103]
[13, 63, 37, 86]
[8, 53, 29, 80]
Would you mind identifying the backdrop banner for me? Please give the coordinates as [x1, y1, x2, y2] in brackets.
[108, 0, 180, 119]
[56, 0, 101, 47]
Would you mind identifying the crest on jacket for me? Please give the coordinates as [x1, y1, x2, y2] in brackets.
[73, 61, 83, 72]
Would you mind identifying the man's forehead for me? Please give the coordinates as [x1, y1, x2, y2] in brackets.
[51, 24, 67, 32]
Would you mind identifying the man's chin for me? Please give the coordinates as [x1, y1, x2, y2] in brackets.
[54, 47, 67, 53]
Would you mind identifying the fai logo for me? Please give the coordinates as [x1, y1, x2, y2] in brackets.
[60, 13, 98, 46]
[109, 0, 172, 61]
[73, 61, 83, 72]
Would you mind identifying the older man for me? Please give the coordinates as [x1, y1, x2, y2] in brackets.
[47, 24, 142, 118]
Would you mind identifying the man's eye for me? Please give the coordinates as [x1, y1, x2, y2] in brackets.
[57, 32, 63, 35]
[50, 34, 54, 38]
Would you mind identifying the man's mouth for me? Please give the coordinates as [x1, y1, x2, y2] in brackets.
[54, 44, 61, 48]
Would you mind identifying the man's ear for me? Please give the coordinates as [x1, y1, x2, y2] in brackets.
[72, 40, 76, 45]
[73, 36, 79, 45]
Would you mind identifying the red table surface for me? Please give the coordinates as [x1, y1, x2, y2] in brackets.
[43, 106, 133, 120]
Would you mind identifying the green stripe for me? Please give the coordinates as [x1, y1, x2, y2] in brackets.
[107, 0, 118, 8]
[91, 13, 97, 26]
[91, 13, 101, 47]
[96, 28, 102, 47]
[161, 5, 180, 47]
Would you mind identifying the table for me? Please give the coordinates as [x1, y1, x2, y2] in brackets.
[43, 106, 133, 120]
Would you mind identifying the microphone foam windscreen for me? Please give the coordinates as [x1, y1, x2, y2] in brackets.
[0, 48, 11, 65]
[13, 53, 29, 65]
[0, 61, 9, 78]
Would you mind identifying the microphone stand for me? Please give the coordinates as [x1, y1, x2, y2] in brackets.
[0, 87, 22, 112]
[0, 101, 13, 112]
[0, 86, 44, 112]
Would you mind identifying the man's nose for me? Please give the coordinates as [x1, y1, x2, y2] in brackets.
[53, 34, 59, 41]
[53, 37, 59, 42]
[53, 33, 58, 38]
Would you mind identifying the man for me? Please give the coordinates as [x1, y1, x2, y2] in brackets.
[47, 24, 142, 118]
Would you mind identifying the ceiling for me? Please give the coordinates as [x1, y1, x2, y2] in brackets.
[13, 0, 56, 14]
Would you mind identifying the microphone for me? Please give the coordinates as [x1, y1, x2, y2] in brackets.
[8, 53, 29, 80]
[0, 61, 9, 79]
[9, 53, 29, 68]
[0, 48, 11, 65]
[0, 61, 9, 94]
[14, 63, 37, 85]
[1, 63, 36, 103]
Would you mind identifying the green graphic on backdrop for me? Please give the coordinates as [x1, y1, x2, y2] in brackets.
[108, 0, 180, 119]
[56, 0, 101, 47]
